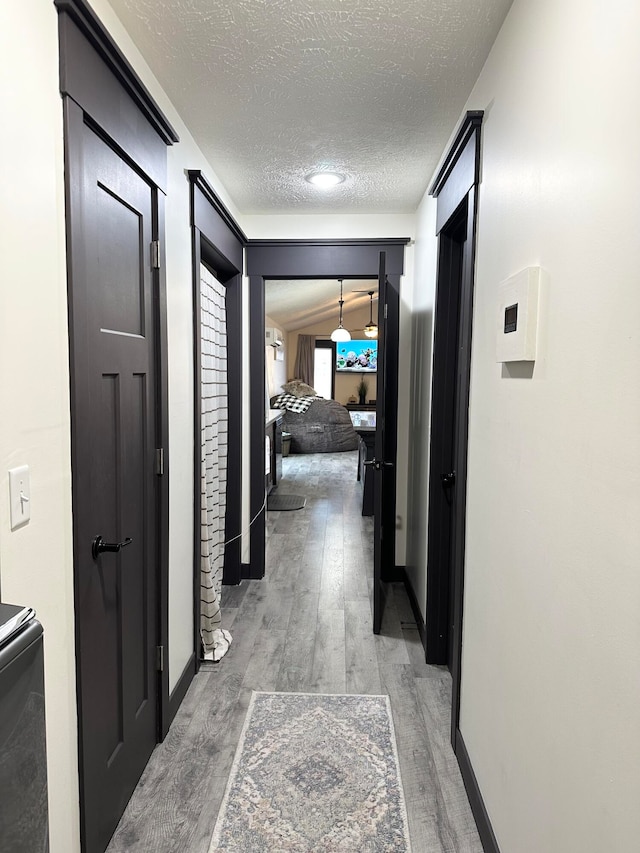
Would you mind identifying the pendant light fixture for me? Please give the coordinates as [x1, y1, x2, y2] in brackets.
[330, 279, 351, 342]
[363, 291, 378, 338]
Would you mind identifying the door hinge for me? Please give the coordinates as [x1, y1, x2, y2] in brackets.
[155, 448, 164, 476]
[156, 645, 164, 672]
[384, 303, 388, 319]
[151, 240, 160, 270]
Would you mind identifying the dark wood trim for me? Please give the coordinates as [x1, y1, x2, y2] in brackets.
[154, 191, 172, 739]
[188, 170, 247, 245]
[221, 272, 243, 585]
[401, 568, 427, 649]
[190, 232, 204, 671]
[382, 565, 404, 583]
[455, 730, 501, 853]
[449, 185, 478, 743]
[429, 111, 483, 198]
[241, 562, 264, 581]
[57, 7, 171, 192]
[54, 0, 179, 145]
[166, 653, 198, 728]
[381, 273, 400, 581]
[247, 238, 410, 248]
[188, 175, 246, 674]
[245, 239, 408, 582]
[246, 240, 407, 279]
[248, 273, 267, 580]
[62, 98, 90, 850]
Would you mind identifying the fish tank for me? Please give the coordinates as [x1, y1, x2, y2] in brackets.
[335, 340, 377, 372]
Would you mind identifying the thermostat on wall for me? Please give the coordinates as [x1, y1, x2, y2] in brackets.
[496, 267, 540, 362]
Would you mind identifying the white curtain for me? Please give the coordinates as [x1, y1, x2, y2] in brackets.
[200, 265, 231, 659]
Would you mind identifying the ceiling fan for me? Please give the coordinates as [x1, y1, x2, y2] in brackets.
[350, 289, 379, 338]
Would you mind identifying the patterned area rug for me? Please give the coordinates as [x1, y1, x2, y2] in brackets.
[209, 692, 411, 852]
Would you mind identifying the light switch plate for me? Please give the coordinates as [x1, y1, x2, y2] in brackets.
[9, 465, 31, 530]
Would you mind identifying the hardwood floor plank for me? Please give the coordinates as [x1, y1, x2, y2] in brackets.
[318, 544, 345, 610]
[345, 597, 382, 694]
[414, 676, 483, 852]
[310, 608, 346, 693]
[275, 587, 319, 692]
[241, 627, 288, 692]
[379, 662, 457, 853]
[343, 543, 370, 601]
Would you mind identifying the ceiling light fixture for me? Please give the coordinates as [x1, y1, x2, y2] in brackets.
[305, 171, 345, 189]
[363, 291, 378, 339]
[330, 279, 351, 342]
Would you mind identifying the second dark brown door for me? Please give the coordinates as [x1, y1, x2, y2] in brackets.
[66, 103, 160, 853]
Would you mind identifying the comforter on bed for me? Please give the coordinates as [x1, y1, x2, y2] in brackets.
[270, 396, 359, 453]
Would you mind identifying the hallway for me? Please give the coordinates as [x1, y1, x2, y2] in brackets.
[106, 451, 481, 852]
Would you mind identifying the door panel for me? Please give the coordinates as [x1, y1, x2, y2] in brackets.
[96, 183, 146, 336]
[67, 108, 159, 853]
[425, 208, 466, 666]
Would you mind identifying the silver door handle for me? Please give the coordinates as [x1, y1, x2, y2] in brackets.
[363, 459, 394, 470]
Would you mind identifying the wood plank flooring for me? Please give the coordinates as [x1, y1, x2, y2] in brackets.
[106, 451, 482, 853]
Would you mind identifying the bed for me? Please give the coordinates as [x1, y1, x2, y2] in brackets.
[270, 393, 359, 454]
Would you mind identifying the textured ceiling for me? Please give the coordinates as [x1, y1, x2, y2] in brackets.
[265, 279, 377, 331]
[110, 0, 513, 213]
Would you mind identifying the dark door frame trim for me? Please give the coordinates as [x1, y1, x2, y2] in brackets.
[54, 0, 179, 147]
[245, 239, 408, 580]
[427, 109, 482, 737]
[187, 171, 247, 683]
[428, 112, 500, 853]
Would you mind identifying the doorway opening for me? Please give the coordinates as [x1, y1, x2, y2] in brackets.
[188, 171, 246, 666]
[246, 240, 409, 633]
[264, 278, 378, 527]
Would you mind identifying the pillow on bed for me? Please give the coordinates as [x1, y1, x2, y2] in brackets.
[282, 380, 318, 397]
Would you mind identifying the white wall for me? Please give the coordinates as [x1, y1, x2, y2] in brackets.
[0, 2, 243, 849]
[409, 0, 640, 850]
[0, 5, 77, 851]
[242, 212, 416, 241]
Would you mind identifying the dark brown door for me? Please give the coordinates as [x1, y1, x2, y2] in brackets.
[373, 252, 393, 634]
[66, 105, 159, 853]
[425, 208, 467, 667]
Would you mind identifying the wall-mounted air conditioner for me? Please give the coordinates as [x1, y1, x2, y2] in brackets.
[265, 327, 284, 348]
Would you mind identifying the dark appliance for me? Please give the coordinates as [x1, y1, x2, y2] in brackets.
[0, 603, 49, 852]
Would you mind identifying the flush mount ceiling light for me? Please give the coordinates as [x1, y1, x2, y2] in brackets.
[363, 291, 378, 339]
[305, 171, 345, 189]
[330, 279, 351, 342]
